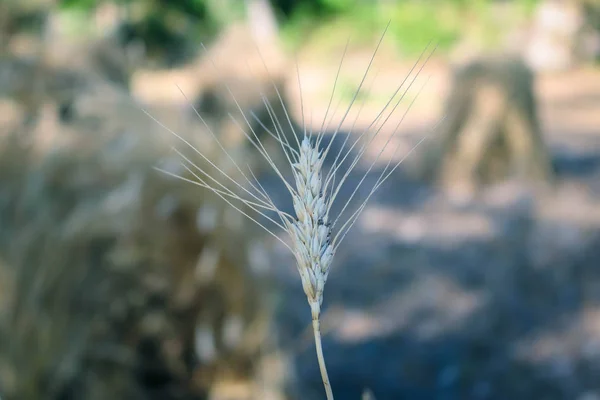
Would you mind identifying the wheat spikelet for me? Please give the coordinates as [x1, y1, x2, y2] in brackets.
[149, 21, 444, 399]
[287, 136, 331, 315]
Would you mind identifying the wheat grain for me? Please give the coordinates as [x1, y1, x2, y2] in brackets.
[149, 22, 443, 400]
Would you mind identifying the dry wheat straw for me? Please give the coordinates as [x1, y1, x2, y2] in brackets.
[147, 22, 442, 400]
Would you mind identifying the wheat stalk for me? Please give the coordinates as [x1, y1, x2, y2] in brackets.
[146, 22, 442, 399]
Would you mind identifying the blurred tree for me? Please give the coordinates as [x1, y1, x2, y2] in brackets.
[0, 0, 53, 54]
[57, 0, 234, 66]
[581, 0, 600, 62]
[272, 0, 358, 17]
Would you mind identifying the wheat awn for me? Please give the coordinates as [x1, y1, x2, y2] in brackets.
[147, 23, 442, 399]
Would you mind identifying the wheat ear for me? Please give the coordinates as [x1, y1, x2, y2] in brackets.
[147, 22, 442, 399]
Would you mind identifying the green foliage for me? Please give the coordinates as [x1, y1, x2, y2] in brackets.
[59, 0, 99, 11]
[278, 0, 542, 56]
[388, 2, 462, 56]
[57, 0, 237, 66]
[53, 0, 543, 58]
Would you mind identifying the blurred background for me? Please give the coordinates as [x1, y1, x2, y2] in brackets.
[1, 0, 600, 399]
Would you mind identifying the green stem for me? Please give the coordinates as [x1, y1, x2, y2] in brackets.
[312, 316, 334, 400]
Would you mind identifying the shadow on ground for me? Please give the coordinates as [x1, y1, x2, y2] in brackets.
[262, 125, 600, 400]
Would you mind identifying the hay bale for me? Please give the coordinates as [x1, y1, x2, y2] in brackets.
[417, 56, 555, 199]
[196, 23, 299, 177]
[131, 22, 297, 177]
[0, 64, 290, 399]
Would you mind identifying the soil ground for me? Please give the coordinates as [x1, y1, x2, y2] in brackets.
[264, 54, 600, 400]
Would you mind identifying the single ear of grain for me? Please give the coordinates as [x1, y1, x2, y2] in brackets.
[287, 136, 333, 319]
[161, 21, 440, 400]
